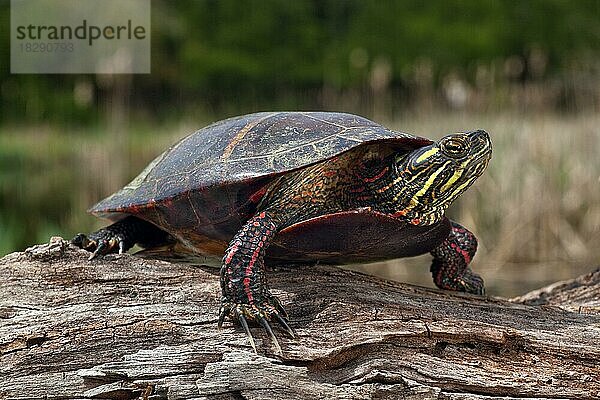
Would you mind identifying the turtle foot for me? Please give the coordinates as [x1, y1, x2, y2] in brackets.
[431, 259, 485, 295]
[451, 268, 485, 295]
[430, 221, 485, 296]
[218, 295, 295, 354]
[71, 230, 127, 260]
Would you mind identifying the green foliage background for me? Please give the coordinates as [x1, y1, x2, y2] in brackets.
[1, 1, 599, 294]
[1, 0, 600, 124]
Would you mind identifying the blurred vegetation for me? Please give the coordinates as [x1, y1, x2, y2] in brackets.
[1, 1, 599, 295]
[2, 0, 600, 124]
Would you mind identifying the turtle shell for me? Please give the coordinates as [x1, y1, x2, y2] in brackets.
[90, 112, 437, 260]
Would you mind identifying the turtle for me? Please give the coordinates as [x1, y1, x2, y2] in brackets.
[72, 111, 492, 352]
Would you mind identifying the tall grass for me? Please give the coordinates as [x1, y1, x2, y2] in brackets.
[1, 112, 598, 295]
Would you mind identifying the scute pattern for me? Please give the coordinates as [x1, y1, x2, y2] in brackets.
[90, 112, 430, 217]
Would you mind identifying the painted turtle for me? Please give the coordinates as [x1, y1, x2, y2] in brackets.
[73, 111, 492, 352]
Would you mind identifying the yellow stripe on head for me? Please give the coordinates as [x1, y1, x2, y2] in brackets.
[415, 147, 439, 164]
[447, 176, 476, 201]
[412, 163, 446, 199]
[440, 168, 463, 193]
[394, 161, 447, 204]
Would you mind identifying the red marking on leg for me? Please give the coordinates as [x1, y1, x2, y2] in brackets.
[222, 212, 278, 309]
[451, 242, 471, 263]
[243, 277, 253, 303]
[453, 226, 467, 234]
[323, 170, 336, 177]
[225, 242, 239, 264]
[435, 269, 444, 285]
[243, 233, 265, 304]
[363, 167, 389, 183]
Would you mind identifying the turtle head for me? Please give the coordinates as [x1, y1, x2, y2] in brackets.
[392, 129, 492, 225]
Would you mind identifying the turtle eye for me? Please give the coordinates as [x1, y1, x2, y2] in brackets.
[440, 137, 469, 158]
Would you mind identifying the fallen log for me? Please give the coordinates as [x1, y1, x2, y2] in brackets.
[1, 237, 599, 399]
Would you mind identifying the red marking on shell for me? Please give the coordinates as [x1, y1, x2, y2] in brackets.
[249, 186, 268, 204]
[363, 167, 389, 183]
[411, 218, 421, 225]
[391, 210, 407, 218]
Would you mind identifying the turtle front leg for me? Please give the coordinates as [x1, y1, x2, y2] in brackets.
[430, 221, 485, 295]
[219, 211, 295, 353]
[72, 216, 171, 259]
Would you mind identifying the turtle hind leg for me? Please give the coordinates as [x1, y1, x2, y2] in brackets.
[430, 221, 485, 295]
[72, 216, 172, 259]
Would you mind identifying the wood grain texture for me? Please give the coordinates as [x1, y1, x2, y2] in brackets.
[1, 237, 599, 400]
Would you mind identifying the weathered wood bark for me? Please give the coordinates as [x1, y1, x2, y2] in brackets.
[1, 237, 599, 399]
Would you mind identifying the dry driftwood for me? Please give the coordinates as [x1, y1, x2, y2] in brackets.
[1, 237, 599, 400]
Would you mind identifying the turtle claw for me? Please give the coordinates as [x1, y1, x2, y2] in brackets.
[71, 233, 102, 259]
[260, 317, 282, 355]
[238, 314, 258, 353]
[220, 296, 293, 353]
[271, 296, 289, 319]
[273, 312, 296, 339]
[89, 240, 108, 260]
[459, 271, 485, 295]
[219, 304, 258, 353]
[118, 239, 126, 254]
[217, 304, 229, 330]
